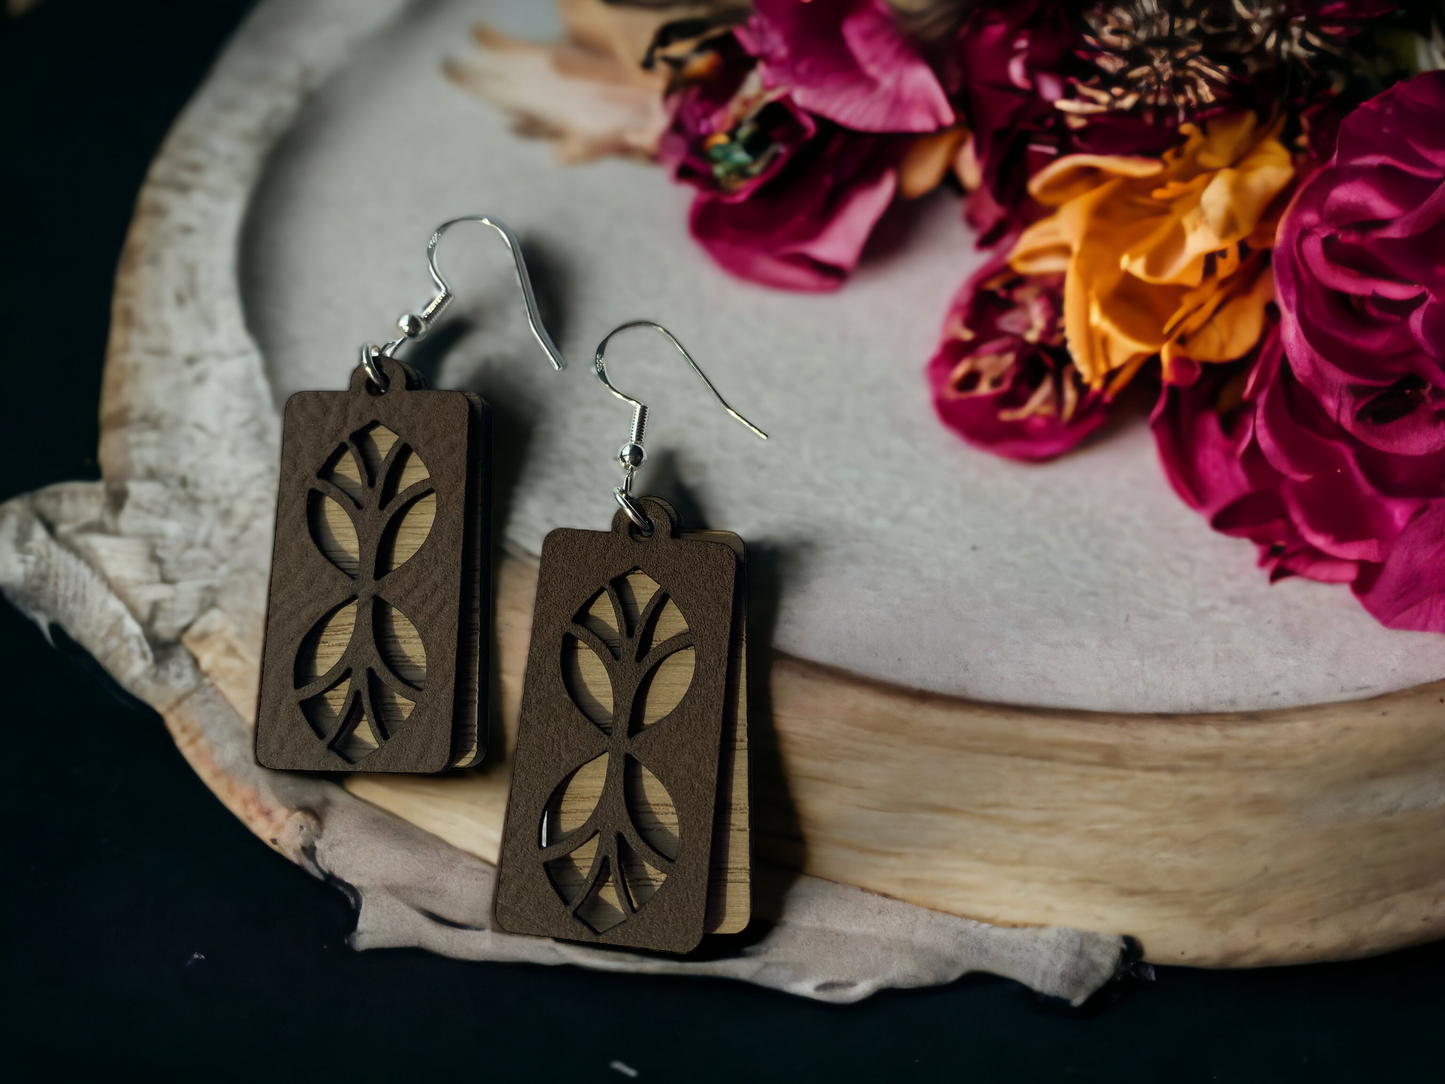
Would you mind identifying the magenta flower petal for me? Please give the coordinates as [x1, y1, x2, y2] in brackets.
[659, 34, 905, 291]
[1275, 72, 1445, 459]
[737, 0, 954, 133]
[1153, 303, 1445, 633]
[1354, 502, 1445, 632]
[929, 256, 1113, 461]
[689, 136, 899, 291]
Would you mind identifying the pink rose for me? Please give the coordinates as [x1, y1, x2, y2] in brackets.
[1274, 71, 1445, 459]
[929, 255, 1113, 461]
[737, 0, 955, 133]
[659, 0, 951, 291]
[1153, 315, 1445, 633]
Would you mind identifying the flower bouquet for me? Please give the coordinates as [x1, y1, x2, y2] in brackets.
[451, 0, 1445, 633]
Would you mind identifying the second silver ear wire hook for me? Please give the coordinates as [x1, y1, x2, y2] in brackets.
[593, 320, 768, 535]
[360, 216, 567, 390]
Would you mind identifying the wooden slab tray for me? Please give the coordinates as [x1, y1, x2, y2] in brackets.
[0, 0, 1439, 997]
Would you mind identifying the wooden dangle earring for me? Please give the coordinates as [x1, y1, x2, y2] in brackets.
[495, 321, 767, 954]
[255, 217, 566, 774]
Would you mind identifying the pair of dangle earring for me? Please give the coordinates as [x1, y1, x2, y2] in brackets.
[252, 217, 768, 952]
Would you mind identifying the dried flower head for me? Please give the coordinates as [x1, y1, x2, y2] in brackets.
[1224, 0, 1351, 73]
[1060, 0, 1403, 126]
[1060, 0, 1235, 124]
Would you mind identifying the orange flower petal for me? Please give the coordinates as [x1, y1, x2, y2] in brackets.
[1005, 111, 1294, 396]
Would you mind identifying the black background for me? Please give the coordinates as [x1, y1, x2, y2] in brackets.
[1, 2, 1441, 1080]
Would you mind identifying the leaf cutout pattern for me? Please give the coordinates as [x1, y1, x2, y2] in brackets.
[308, 490, 360, 577]
[541, 753, 609, 846]
[574, 859, 628, 934]
[332, 700, 381, 763]
[321, 443, 366, 504]
[577, 587, 623, 655]
[545, 832, 599, 906]
[301, 673, 352, 740]
[617, 837, 667, 910]
[562, 633, 614, 732]
[368, 670, 415, 735]
[292, 421, 437, 763]
[615, 572, 661, 637]
[625, 755, 680, 861]
[294, 599, 357, 688]
[643, 596, 687, 654]
[541, 570, 697, 930]
[380, 444, 430, 504]
[353, 423, 399, 485]
[631, 646, 694, 732]
[374, 598, 426, 690]
[376, 492, 437, 577]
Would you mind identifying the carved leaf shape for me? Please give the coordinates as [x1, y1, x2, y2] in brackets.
[374, 599, 426, 690]
[541, 753, 609, 848]
[575, 859, 627, 934]
[577, 588, 623, 656]
[368, 669, 416, 736]
[331, 696, 381, 763]
[625, 756, 680, 861]
[380, 443, 430, 504]
[376, 491, 436, 577]
[617, 837, 667, 911]
[299, 663, 418, 764]
[300, 675, 352, 741]
[313, 426, 434, 579]
[353, 423, 399, 486]
[562, 633, 614, 732]
[307, 490, 360, 577]
[295, 424, 433, 763]
[294, 599, 357, 689]
[320, 443, 365, 504]
[614, 571, 661, 638]
[547, 569, 695, 931]
[540, 753, 681, 928]
[376, 441, 434, 576]
[545, 832, 599, 906]
[642, 595, 687, 654]
[632, 646, 694, 731]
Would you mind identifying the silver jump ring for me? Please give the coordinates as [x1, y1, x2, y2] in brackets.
[613, 488, 654, 535]
[360, 344, 390, 392]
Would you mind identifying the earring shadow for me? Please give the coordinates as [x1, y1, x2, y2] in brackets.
[738, 537, 810, 925]
[404, 317, 476, 388]
[627, 458, 810, 955]
[513, 231, 571, 349]
[481, 379, 540, 769]
[432, 335, 545, 769]
[639, 449, 710, 530]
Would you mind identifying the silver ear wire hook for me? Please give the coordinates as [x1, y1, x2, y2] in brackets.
[360, 216, 566, 390]
[592, 320, 767, 534]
